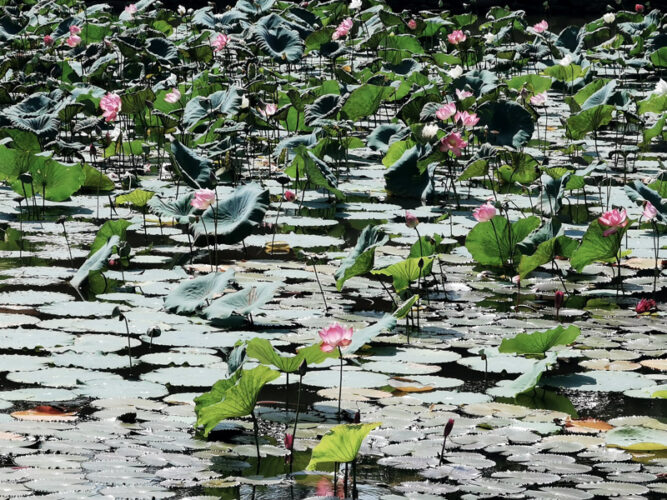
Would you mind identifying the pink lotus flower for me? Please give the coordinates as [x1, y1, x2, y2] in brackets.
[530, 92, 548, 106]
[473, 202, 497, 222]
[636, 298, 656, 314]
[284, 190, 296, 202]
[635, 4, 644, 13]
[598, 208, 628, 236]
[643, 201, 658, 220]
[164, 88, 181, 104]
[332, 17, 353, 40]
[100, 93, 121, 122]
[405, 211, 419, 228]
[435, 102, 456, 121]
[69, 25, 81, 35]
[407, 19, 417, 30]
[318, 322, 353, 353]
[444, 418, 454, 438]
[124, 4, 137, 16]
[456, 89, 473, 100]
[66, 34, 81, 47]
[212, 33, 229, 52]
[191, 189, 216, 210]
[512, 275, 521, 285]
[454, 110, 479, 128]
[447, 30, 466, 45]
[43, 35, 54, 46]
[532, 20, 548, 33]
[260, 103, 277, 118]
[439, 131, 467, 156]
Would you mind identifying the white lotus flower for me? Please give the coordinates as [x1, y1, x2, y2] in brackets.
[422, 123, 438, 139]
[349, 0, 362, 9]
[559, 54, 573, 66]
[603, 13, 615, 23]
[483, 33, 495, 44]
[448, 65, 463, 79]
[240, 95, 250, 109]
[655, 79, 667, 96]
[177, 5, 186, 15]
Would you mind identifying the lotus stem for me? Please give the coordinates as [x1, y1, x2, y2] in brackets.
[311, 257, 328, 312]
[251, 411, 261, 474]
[338, 346, 344, 422]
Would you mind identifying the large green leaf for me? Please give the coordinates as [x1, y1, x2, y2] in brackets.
[499, 325, 581, 355]
[9, 156, 84, 202]
[367, 124, 410, 154]
[170, 141, 215, 189]
[115, 189, 155, 208]
[146, 37, 179, 65]
[253, 25, 304, 63]
[372, 256, 434, 294]
[304, 94, 341, 126]
[306, 423, 381, 470]
[71, 235, 119, 290]
[565, 104, 615, 140]
[477, 101, 534, 149]
[183, 87, 241, 130]
[89, 220, 132, 257]
[164, 269, 236, 314]
[81, 164, 115, 191]
[384, 146, 435, 200]
[465, 216, 541, 268]
[202, 281, 282, 320]
[637, 94, 667, 115]
[335, 225, 389, 290]
[340, 84, 387, 122]
[147, 192, 195, 224]
[505, 74, 552, 95]
[195, 365, 280, 437]
[518, 235, 578, 278]
[288, 145, 344, 200]
[190, 183, 270, 243]
[487, 352, 557, 398]
[570, 219, 630, 272]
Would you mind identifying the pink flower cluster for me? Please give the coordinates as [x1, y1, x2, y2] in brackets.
[532, 20, 548, 33]
[67, 25, 81, 47]
[332, 18, 353, 40]
[100, 93, 121, 122]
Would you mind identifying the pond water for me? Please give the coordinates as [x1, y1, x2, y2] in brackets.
[0, 1, 666, 499]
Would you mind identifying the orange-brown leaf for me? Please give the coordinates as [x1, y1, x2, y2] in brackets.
[564, 417, 613, 433]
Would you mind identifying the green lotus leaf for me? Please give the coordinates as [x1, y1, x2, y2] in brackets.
[487, 352, 558, 398]
[202, 281, 282, 320]
[170, 140, 215, 189]
[465, 215, 541, 268]
[253, 25, 304, 63]
[565, 104, 615, 140]
[499, 325, 581, 355]
[517, 235, 578, 278]
[477, 100, 534, 149]
[115, 189, 155, 208]
[372, 256, 434, 294]
[304, 94, 341, 126]
[146, 37, 179, 64]
[71, 235, 120, 290]
[306, 423, 381, 470]
[570, 219, 631, 272]
[81, 164, 115, 191]
[89, 219, 132, 257]
[147, 192, 195, 224]
[195, 365, 280, 437]
[384, 146, 435, 200]
[341, 84, 388, 122]
[164, 268, 236, 314]
[368, 124, 410, 154]
[10, 156, 84, 202]
[190, 183, 270, 243]
[335, 225, 389, 291]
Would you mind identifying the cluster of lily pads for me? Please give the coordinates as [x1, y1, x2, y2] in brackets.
[0, 0, 665, 497]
